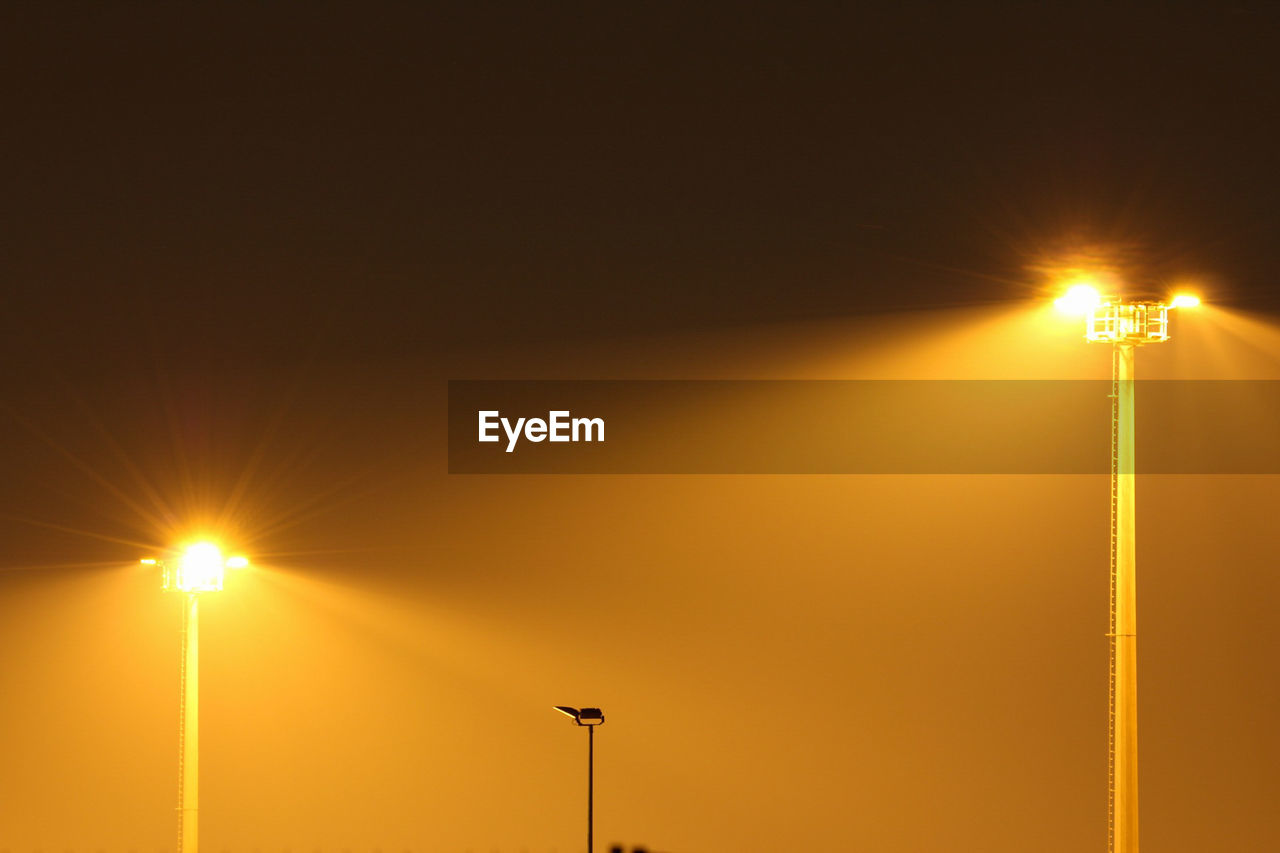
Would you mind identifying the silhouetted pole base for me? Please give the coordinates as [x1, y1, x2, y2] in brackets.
[587, 724, 594, 853]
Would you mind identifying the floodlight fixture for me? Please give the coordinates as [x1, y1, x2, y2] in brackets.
[1061, 290, 1202, 345]
[146, 542, 249, 593]
[1054, 283, 1103, 315]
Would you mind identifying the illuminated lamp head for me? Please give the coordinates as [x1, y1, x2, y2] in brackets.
[148, 542, 249, 593]
[1054, 283, 1103, 315]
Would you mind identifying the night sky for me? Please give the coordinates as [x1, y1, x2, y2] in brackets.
[5, 2, 1280, 365]
[2, 4, 1279, 853]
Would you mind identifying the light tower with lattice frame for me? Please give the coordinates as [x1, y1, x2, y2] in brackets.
[1056, 285, 1199, 853]
[142, 543, 248, 853]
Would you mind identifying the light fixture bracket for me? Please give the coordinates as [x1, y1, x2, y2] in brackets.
[1086, 299, 1172, 345]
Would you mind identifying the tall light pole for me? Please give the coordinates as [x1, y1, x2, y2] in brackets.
[1055, 285, 1199, 853]
[554, 705, 605, 853]
[142, 543, 248, 853]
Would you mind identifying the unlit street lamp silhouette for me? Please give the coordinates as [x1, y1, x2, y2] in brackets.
[554, 705, 605, 853]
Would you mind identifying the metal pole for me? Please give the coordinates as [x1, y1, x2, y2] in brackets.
[179, 593, 200, 853]
[1110, 343, 1138, 853]
[587, 724, 594, 853]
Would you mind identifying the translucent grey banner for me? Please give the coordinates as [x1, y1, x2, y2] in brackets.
[447, 381, 1280, 474]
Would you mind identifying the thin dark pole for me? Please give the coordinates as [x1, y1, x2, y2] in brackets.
[587, 723, 594, 853]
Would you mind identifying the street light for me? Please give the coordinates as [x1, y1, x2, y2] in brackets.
[143, 542, 249, 853]
[1058, 288, 1198, 853]
[554, 705, 605, 853]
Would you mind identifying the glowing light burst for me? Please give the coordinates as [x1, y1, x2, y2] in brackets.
[1054, 284, 1103, 315]
[149, 541, 250, 592]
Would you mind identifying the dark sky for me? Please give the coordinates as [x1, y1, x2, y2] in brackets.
[2, 5, 1280, 853]
[3, 2, 1279, 371]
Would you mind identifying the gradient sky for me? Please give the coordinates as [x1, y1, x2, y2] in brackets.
[2, 4, 1279, 853]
